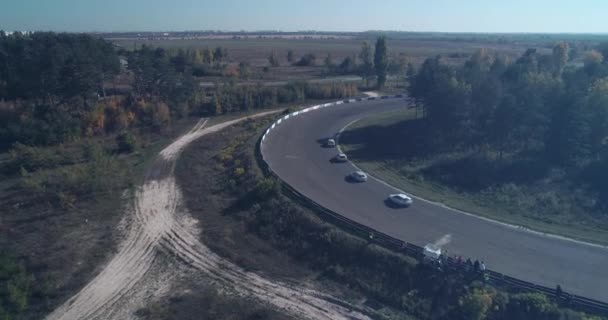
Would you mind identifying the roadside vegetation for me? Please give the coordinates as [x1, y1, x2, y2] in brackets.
[340, 41, 608, 245]
[0, 31, 359, 319]
[175, 115, 604, 320]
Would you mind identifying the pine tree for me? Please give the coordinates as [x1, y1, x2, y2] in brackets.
[374, 36, 389, 88]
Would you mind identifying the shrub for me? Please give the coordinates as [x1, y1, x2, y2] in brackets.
[21, 154, 131, 208]
[0, 254, 32, 318]
[7, 143, 62, 172]
[458, 288, 494, 320]
[82, 140, 106, 161]
[116, 132, 138, 154]
[253, 178, 280, 200]
[233, 167, 245, 177]
[504, 292, 560, 320]
[296, 53, 316, 66]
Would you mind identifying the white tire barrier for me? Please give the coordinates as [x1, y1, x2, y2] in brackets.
[260, 95, 406, 158]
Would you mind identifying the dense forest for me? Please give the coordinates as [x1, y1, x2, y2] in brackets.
[408, 42, 608, 213]
[0, 32, 120, 149]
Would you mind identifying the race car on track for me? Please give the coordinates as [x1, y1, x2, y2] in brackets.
[387, 193, 413, 207]
[349, 171, 368, 182]
[333, 153, 348, 162]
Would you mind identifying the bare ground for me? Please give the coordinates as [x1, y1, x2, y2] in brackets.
[47, 112, 373, 320]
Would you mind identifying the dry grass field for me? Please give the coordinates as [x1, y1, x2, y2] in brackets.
[113, 37, 540, 66]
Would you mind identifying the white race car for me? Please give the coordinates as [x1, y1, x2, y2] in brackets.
[333, 153, 348, 162]
[349, 171, 368, 182]
[388, 193, 413, 207]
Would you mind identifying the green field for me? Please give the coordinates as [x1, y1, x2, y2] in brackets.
[339, 109, 608, 246]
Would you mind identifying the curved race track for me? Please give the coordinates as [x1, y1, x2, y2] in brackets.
[261, 98, 608, 302]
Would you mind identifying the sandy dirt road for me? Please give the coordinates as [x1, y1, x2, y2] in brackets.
[46, 111, 372, 320]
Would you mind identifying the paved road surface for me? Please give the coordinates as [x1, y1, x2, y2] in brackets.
[261, 98, 608, 302]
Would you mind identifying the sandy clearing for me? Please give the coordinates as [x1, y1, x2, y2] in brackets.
[47, 111, 373, 320]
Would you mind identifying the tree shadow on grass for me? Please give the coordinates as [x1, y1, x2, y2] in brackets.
[338, 118, 433, 161]
[222, 186, 264, 216]
[340, 117, 550, 193]
[577, 159, 608, 208]
[421, 155, 550, 192]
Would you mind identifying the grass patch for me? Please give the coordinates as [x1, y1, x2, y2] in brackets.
[0, 116, 202, 319]
[339, 110, 608, 246]
[136, 283, 292, 320]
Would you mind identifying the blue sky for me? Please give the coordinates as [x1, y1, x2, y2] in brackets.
[1, 0, 606, 33]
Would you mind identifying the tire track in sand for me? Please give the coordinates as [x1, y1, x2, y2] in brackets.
[47, 112, 373, 320]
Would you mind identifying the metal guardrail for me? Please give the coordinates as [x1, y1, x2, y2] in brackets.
[257, 95, 608, 316]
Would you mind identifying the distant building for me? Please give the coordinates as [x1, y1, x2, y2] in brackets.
[119, 57, 128, 70]
[6, 31, 32, 36]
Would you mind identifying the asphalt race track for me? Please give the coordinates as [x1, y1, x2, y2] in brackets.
[261, 98, 608, 302]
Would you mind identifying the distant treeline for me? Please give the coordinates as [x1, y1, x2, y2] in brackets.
[360, 31, 608, 44]
[0, 31, 119, 101]
[0, 32, 359, 152]
[203, 82, 358, 115]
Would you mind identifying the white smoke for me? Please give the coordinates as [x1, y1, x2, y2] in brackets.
[434, 234, 452, 248]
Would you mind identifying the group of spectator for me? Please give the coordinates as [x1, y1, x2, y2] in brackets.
[431, 253, 491, 281]
[437, 253, 486, 272]
[442, 254, 569, 303]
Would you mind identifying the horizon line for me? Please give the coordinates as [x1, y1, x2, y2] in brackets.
[3, 29, 608, 36]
